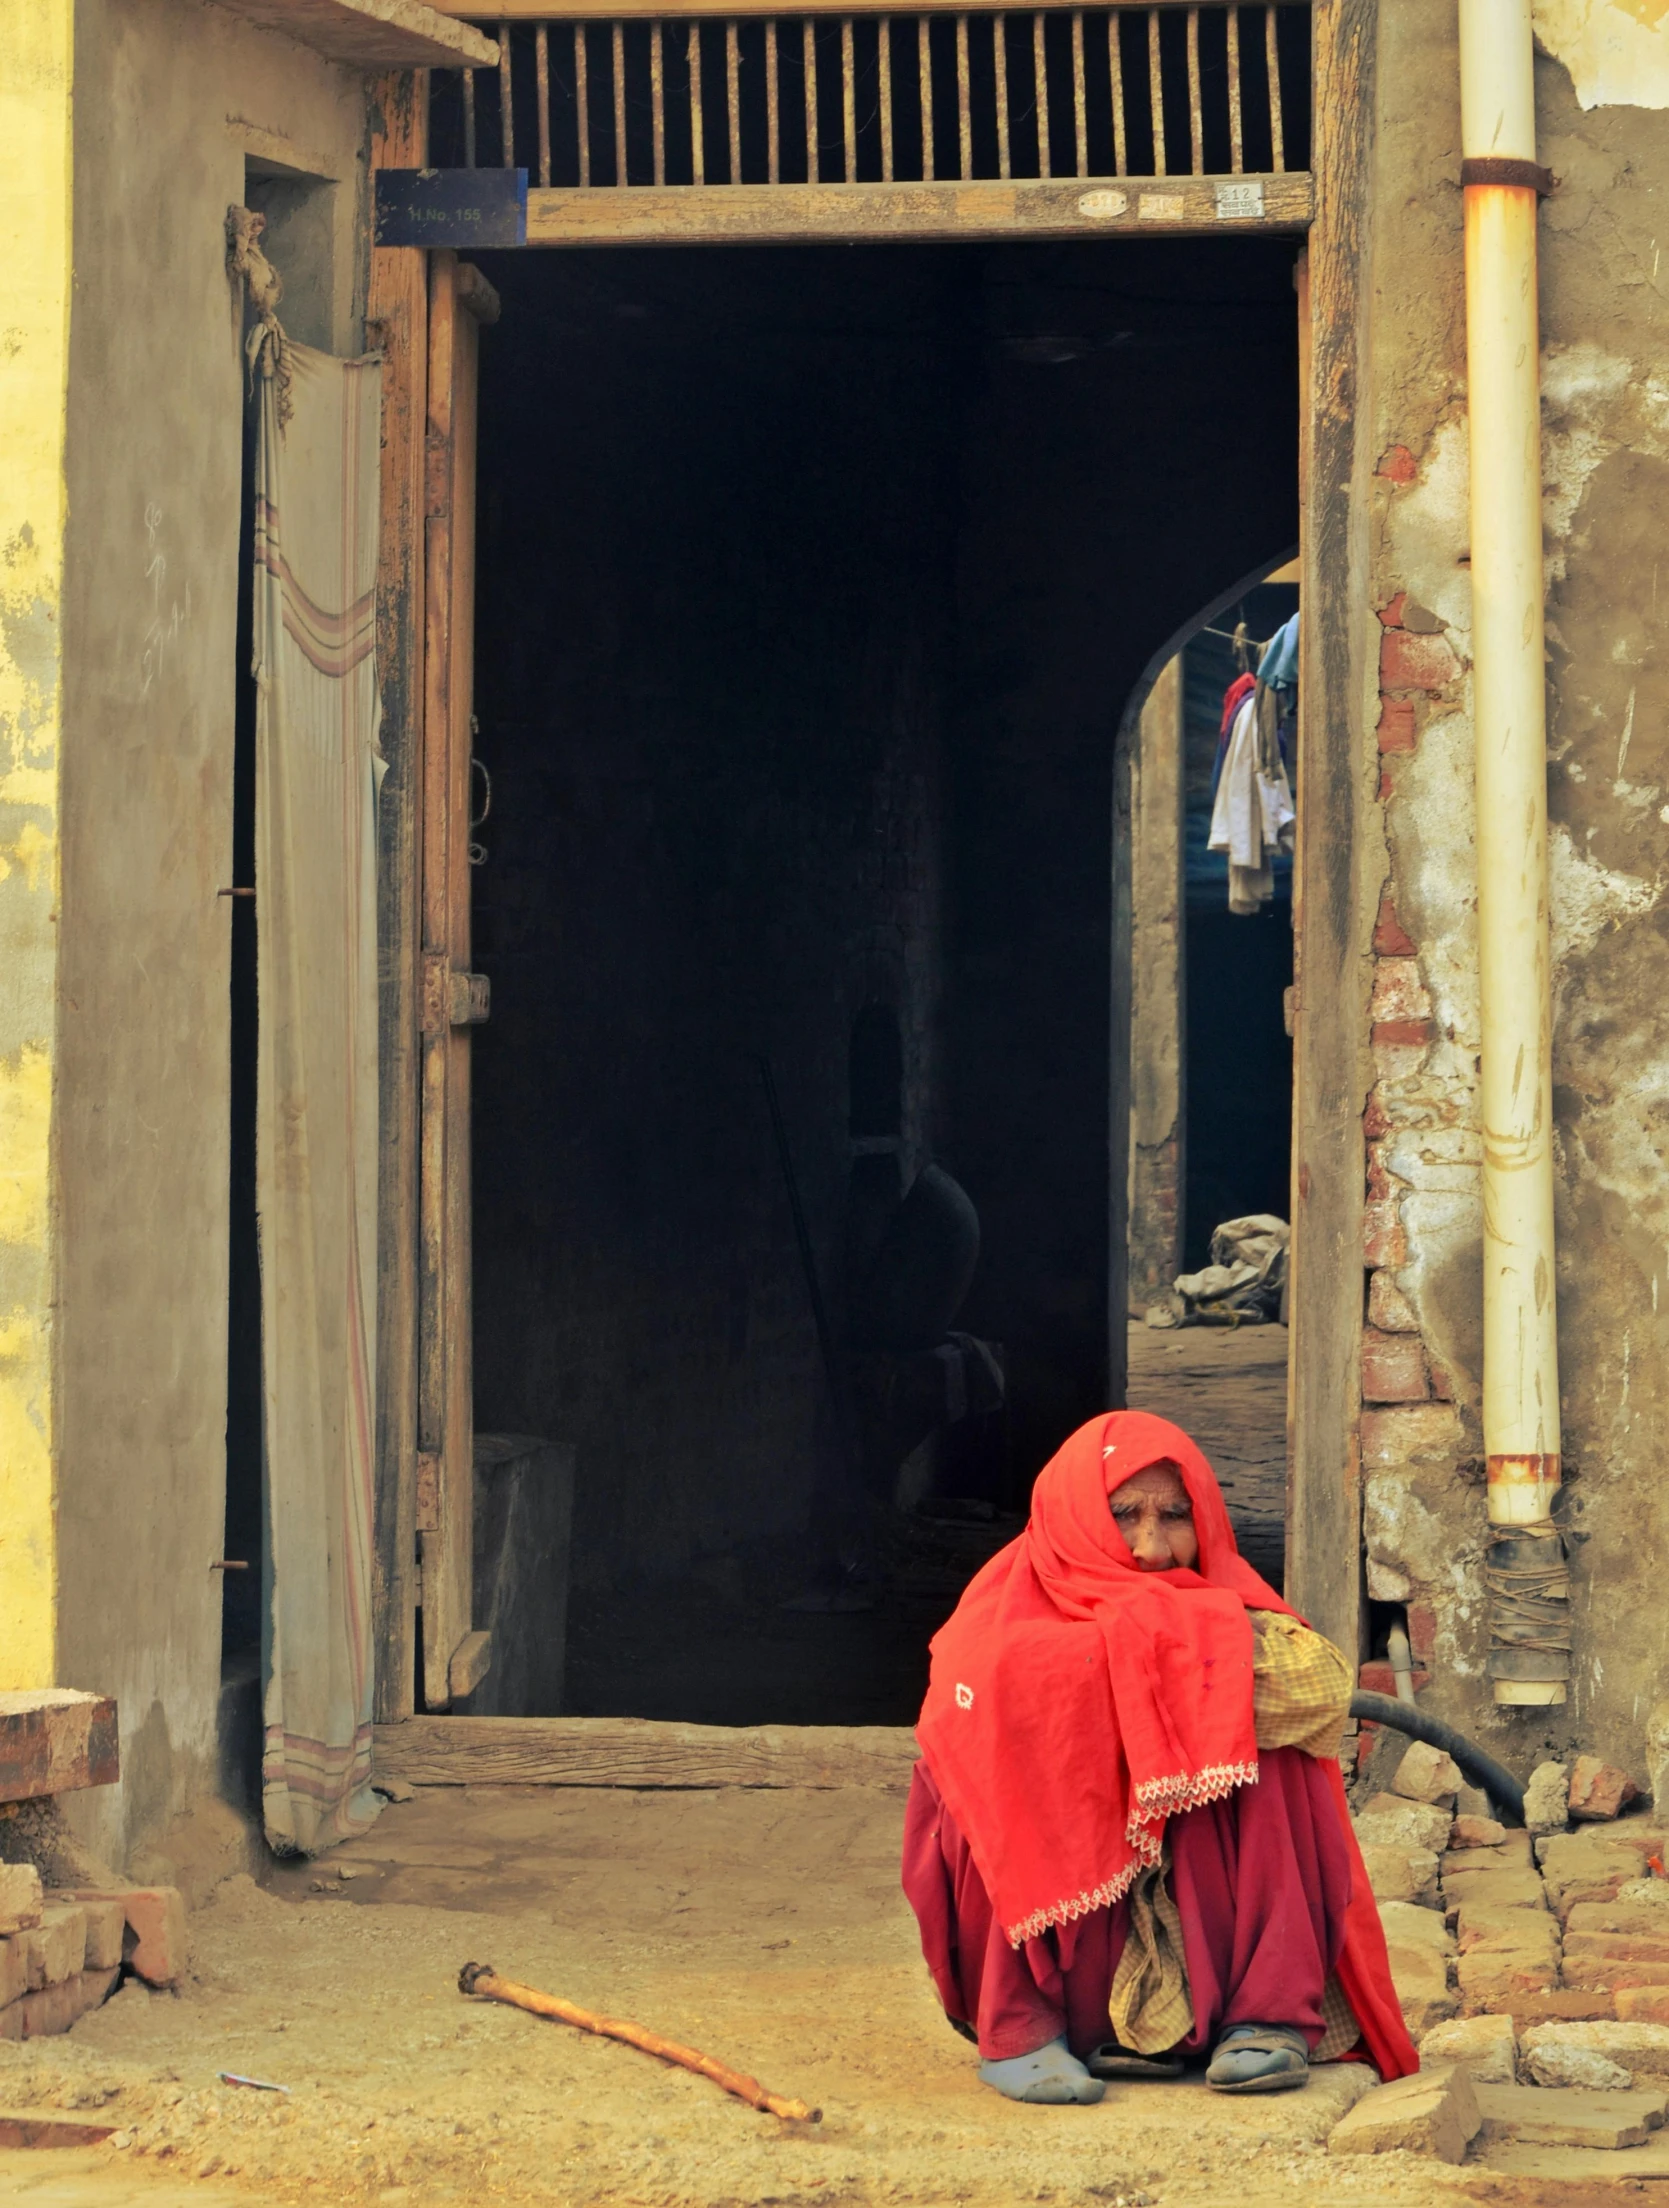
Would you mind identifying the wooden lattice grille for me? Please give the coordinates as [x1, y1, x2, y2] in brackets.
[429, 6, 1309, 192]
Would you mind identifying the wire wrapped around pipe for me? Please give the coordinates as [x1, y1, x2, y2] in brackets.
[1348, 1691, 1527, 1827]
[1484, 1518, 1572, 1655]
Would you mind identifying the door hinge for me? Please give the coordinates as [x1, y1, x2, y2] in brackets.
[423, 954, 490, 1036]
[416, 1449, 442, 1533]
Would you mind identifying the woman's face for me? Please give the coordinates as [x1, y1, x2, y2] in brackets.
[1108, 1461, 1200, 1572]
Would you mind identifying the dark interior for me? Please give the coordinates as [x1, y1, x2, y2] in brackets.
[464, 235, 1299, 1723]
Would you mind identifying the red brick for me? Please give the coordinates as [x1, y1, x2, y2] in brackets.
[1368, 1268, 1420, 1332]
[1363, 1095, 1393, 1141]
[1382, 629, 1461, 692]
[1506, 1990, 1618, 2027]
[1407, 1603, 1438, 1662]
[1429, 1361, 1455, 1401]
[1373, 1018, 1434, 1050]
[1372, 957, 1432, 1023]
[1379, 768, 1395, 802]
[20, 1978, 80, 2038]
[1362, 1328, 1430, 1404]
[1564, 1954, 1669, 1991]
[1359, 1660, 1432, 1698]
[122, 1888, 186, 1987]
[1377, 445, 1418, 484]
[1378, 592, 1408, 628]
[1563, 1932, 1669, 1965]
[1570, 1756, 1640, 1823]
[1377, 697, 1419, 754]
[1374, 896, 1418, 957]
[1617, 1988, 1669, 2023]
[1366, 1143, 1398, 1202]
[1364, 1198, 1407, 1268]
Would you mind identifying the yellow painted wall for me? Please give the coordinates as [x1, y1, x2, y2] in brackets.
[0, 0, 71, 1690]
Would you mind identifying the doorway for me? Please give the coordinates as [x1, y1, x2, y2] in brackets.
[450, 232, 1299, 1724]
[1121, 573, 1299, 1590]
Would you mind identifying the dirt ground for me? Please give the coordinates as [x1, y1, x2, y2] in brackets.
[0, 1783, 1583, 2208]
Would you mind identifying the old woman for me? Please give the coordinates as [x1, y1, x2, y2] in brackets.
[902, 1411, 1416, 2101]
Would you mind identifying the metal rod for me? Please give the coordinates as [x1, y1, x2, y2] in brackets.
[574, 25, 590, 184]
[1265, 2, 1284, 170]
[1071, 9, 1086, 175]
[956, 11, 971, 178]
[1147, 6, 1164, 174]
[1033, 10, 1050, 177]
[651, 20, 666, 181]
[217, 887, 256, 899]
[1108, 10, 1126, 173]
[766, 16, 780, 180]
[842, 15, 856, 178]
[1185, 5, 1201, 172]
[727, 17, 742, 179]
[1227, 3, 1242, 173]
[499, 25, 515, 167]
[994, 12, 1011, 178]
[535, 23, 552, 185]
[612, 18, 628, 182]
[692, 20, 706, 181]
[879, 16, 894, 179]
[463, 67, 477, 167]
[803, 17, 817, 180]
[919, 13, 934, 178]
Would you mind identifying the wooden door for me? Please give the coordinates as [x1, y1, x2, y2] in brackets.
[418, 249, 498, 1710]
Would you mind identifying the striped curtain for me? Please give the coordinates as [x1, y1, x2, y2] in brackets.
[252, 336, 385, 1854]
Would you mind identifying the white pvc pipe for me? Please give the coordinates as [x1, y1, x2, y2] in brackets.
[1459, 0, 1567, 1705]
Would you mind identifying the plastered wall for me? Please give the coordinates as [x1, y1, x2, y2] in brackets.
[53, 0, 368, 1863]
[0, 0, 73, 1696]
[1360, 0, 1669, 1776]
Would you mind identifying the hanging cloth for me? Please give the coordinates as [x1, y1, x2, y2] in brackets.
[252, 332, 387, 1854]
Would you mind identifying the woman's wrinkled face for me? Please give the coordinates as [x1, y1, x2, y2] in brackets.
[1108, 1461, 1200, 1572]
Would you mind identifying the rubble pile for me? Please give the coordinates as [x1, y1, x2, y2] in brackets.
[1334, 1742, 1669, 2172]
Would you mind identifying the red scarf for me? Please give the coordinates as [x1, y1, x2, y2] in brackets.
[917, 1410, 1418, 2078]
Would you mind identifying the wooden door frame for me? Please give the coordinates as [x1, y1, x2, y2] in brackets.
[1283, 0, 1373, 1664]
[369, 0, 1376, 1731]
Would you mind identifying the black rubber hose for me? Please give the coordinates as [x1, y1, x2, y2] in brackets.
[1349, 1690, 1527, 1828]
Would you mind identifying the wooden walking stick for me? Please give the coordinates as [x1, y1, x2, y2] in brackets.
[457, 1962, 821, 2123]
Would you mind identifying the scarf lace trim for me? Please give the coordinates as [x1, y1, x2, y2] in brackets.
[1001, 1757, 1261, 1947]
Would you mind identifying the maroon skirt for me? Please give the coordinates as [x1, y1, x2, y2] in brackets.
[901, 1747, 1354, 2061]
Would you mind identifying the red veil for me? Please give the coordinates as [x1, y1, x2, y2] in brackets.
[916, 1410, 1417, 2079]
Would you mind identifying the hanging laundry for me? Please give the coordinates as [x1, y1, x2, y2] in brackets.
[1208, 680, 1295, 914]
[1259, 610, 1300, 695]
[1210, 669, 1258, 811]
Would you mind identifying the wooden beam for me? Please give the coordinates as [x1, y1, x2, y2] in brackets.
[1285, 0, 1374, 1663]
[215, 0, 495, 66]
[525, 173, 1312, 247]
[369, 72, 430, 1727]
[373, 1715, 921, 1788]
[0, 1693, 119, 1803]
[446, 1630, 494, 1700]
[429, 0, 1255, 19]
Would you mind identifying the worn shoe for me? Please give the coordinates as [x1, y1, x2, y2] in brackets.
[1204, 2023, 1310, 2094]
[978, 2036, 1106, 2104]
